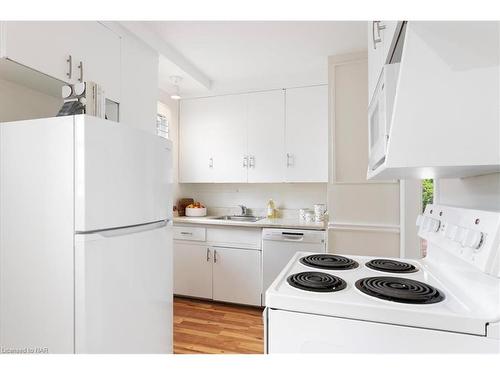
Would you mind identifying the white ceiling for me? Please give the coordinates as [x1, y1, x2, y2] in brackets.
[148, 21, 367, 98]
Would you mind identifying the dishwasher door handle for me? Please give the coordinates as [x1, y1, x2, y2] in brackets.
[281, 232, 304, 241]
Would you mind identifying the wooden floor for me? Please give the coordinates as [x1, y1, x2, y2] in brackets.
[173, 297, 265, 354]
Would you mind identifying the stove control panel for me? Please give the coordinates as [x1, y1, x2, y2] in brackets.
[417, 204, 500, 277]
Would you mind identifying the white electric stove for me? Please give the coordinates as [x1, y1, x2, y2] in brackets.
[264, 204, 500, 353]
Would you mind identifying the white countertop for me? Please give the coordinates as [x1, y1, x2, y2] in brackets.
[173, 215, 326, 230]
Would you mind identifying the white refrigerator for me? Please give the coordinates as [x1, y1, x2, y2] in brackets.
[0, 115, 173, 353]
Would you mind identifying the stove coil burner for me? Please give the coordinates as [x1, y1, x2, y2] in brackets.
[365, 259, 418, 273]
[355, 277, 444, 304]
[287, 272, 347, 293]
[299, 254, 359, 270]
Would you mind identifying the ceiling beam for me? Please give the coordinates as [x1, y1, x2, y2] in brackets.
[119, 21, 212, 90]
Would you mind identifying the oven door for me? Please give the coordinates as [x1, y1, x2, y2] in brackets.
[368, 74, 388, 171]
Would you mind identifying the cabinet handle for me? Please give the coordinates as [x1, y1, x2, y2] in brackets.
[214, 250, 217, 263]
[372, 21, 386, 49]
[180, 232, 193, 235]
[206, 248, 211, 262]
[249, 156, 255, 168]
[78, 61, 84, 82]
[243, 156, 248, 168]
[209, 157, 214, 168]
[286, 153, 293, 167]
[66, 55, 72, 79]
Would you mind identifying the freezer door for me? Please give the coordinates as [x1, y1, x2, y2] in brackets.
[75, 115, 172, 231]
[75, 221, 172, 353]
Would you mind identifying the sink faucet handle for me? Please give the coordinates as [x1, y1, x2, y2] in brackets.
[238, 205, 248, 215]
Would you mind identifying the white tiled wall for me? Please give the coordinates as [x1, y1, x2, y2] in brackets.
[177, 183, 327, 215]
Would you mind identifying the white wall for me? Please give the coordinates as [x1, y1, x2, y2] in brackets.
[327, 53, 420, 258]
[437, 173, 500, 211]
[177, 183, 327, 216]
[158, 90, 181, 204]
[0, 78, 62, 122]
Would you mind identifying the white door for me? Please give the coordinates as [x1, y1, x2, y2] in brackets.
[75, 221, 172, 354]
[210, 94, 247, 182]
[2, 21, 79, 84]
[179, 97, 216, 182]
[247, 90, 285, 182]
[74, 115, 171, 231]
[173, 242, 212, 299]
[212, 247, 261, 306]
[285, 85, 328, 182]
[74, 22, 121, 102]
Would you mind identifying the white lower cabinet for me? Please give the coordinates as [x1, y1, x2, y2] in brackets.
[212, 246, 262, 306]
[173, 242, 212, 299]
[173, 225, 262, 306]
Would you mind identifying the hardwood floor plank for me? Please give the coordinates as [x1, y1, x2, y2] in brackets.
[173, 297, 264, 354]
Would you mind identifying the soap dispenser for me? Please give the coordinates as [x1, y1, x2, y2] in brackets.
[267, 199, 276, 219]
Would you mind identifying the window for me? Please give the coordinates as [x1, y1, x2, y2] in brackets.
[156, 113, 169, 139]
[421, 179, 434, 257]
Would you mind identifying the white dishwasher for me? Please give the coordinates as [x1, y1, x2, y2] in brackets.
[262, 228, 326, 305]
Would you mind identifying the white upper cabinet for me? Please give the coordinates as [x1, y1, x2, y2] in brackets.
[180, 95, 247, 183]
[285, 85, 328, 182]
[211, 95, 248, 183]
[179, 97, 218, 183]
[1, 21, 80, 84]
[247, 90, 285, 183]
[1, 21, 121, 102]
[179, 86, 328, 183]
[368, 21, 401, 103]
[74, 22, 121, 102]
[368, 21, 500, 180]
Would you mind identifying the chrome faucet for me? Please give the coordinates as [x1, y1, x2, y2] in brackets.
[238, 205, 248, 216]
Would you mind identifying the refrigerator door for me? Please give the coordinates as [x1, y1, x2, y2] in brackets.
[74, 115, 172, 232]
[75, 220, 172, 353]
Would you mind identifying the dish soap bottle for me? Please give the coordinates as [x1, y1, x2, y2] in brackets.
[267, 199, 276, 219]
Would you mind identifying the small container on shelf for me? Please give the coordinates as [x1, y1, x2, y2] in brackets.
[314, 203, 327, 222]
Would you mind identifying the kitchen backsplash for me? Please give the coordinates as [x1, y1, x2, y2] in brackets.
[177, 183, 327, 217]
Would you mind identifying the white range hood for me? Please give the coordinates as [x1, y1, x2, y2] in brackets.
[368, 21, 500, 180]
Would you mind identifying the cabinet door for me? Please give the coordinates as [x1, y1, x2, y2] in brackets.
[2, 21, 79, 84]
[173, 241, 212, 299]
[382, 21, 400, 64]
[367, 21, 385, 104]
[75, 22, 121, 102]
[179, 97, 216, 182]
[247, 90, 285, 182]
[210, 94, 247, 182]
[212, 247, 261, 306]
[285, 85, 328, 182]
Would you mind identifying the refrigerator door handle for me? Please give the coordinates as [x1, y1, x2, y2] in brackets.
[76, 220, 168, 237]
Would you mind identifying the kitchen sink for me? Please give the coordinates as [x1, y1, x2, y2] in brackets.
[214, 215, 263, 222]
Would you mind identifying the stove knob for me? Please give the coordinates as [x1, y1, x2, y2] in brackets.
[429, 218, 441, 232]
[461, 229, 484, 249]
